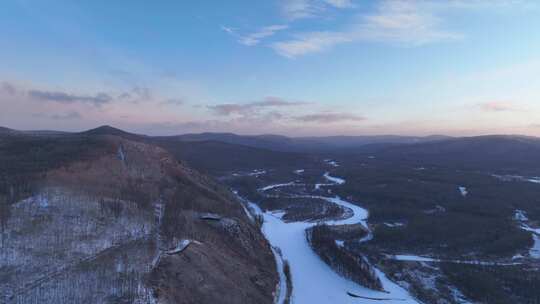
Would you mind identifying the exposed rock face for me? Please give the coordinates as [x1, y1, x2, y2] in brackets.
[0, 134, 277, 303]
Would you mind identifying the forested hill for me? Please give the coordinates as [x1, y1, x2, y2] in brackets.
[0, 129, 278, 303]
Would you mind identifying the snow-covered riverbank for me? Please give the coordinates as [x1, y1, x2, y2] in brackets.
[391, 254, 521, 266]
[514, 210, 540, 259]
[248, 172, 420, 304]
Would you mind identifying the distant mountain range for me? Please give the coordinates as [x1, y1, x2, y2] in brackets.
[3, 125, 540, 173]
[164, 132, 452, 153]
[0, 125, 455, 154]
[372, 135, 540, 173]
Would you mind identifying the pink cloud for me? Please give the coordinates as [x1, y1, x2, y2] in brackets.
[478, 101, 518, 112]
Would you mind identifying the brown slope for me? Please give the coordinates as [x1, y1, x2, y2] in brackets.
[1, 134, 277, 303]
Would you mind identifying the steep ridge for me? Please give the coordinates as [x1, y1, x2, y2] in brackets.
[0, 132, 278, 303]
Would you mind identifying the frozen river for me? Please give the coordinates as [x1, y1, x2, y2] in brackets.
[249, 172, 420, 304]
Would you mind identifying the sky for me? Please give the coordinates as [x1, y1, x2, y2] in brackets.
[1, 0, 540, 137]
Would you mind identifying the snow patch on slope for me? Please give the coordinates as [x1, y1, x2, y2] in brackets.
[261, 182, 297, 192]
[391, 255, 520, 266]
[324, 159, 339, 167]
[493, 174, 540, 184]
[458, 186, 468, 197]
[513, 209, 540, 259]
[530, 234, 540, 259]
[324, 172, 345, 185]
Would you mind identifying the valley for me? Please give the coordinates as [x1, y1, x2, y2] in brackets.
[241, 168, 419, 303]
[220, 137, 540, 304]
[2, 126, 540, 303]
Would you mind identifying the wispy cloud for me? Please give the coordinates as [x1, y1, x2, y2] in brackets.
[281, 0, 321, 20]
[160, 98, 186, 106]
[1, 82, 16, 95]
[33, 111, 82, 120]
[280, 0, 354, 20]
[221, 25, 235, 35]
[324, 0, 354, 9]
[239, 25, 289, 46]
[293, 112, 365, 123]
[222, 25, 288, 46]
[359, 1, 461, 44]
[1, 81, 182, 109]
[28, 89, 112, 106]
[117, 86, 152, 103]
[208, 96, 309, 116]
[273, 0, 461, 57]
[478, 101, 519, 112]
[273, 31, 353, 57]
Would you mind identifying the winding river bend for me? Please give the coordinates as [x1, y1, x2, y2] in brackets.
[243, 171, 420, 304]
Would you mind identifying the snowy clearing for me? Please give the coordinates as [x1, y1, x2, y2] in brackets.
[323, 172, 345, 185]
[530, 235, 540, 259]
[248, 169, 267, 177]
[324, 159, 339, 167]
[260, 182, 297, 192]
[493, 174, 540, 184]
[515, 210, 529, 222]
[314, 183, 333, 190]
[514, 210, 540, 259]
[391, 255, 520, 266]
[384, 222, 405, 228]
[458, 186, 468, 197]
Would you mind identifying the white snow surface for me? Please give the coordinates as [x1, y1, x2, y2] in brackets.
[393, 255, 437, 262]
[522, 225, 540, 235]
[253, 172, 419, 304]
[392, 255, 521, 266]
[493, 174, 540, 184]
[384, 222, 405, 228]
[528, 177, 540, 184]
[233, 190, 256, 223]
[335, 240, 345, 248]
[248, 169, 267, 177]
[324, 159, 339, 167]
[262, 210, 417, 303]
[270, 246, 288, 304]
[514, 209, 540, 258]
[458, 186, 468, 197]
[530, 234, 540, 259]
[270, 210, 287, 219]
[260, 182, 297, 191]
[165, 239, 191, 255]
[314, 183, 332, 190]
[323, 172, 345, 185]
[514, 210, 529, 222]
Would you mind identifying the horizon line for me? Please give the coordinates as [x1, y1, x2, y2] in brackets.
[2, 124, 539, 140]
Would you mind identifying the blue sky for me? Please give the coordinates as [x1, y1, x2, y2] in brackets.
[1, 0, 539, 136]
